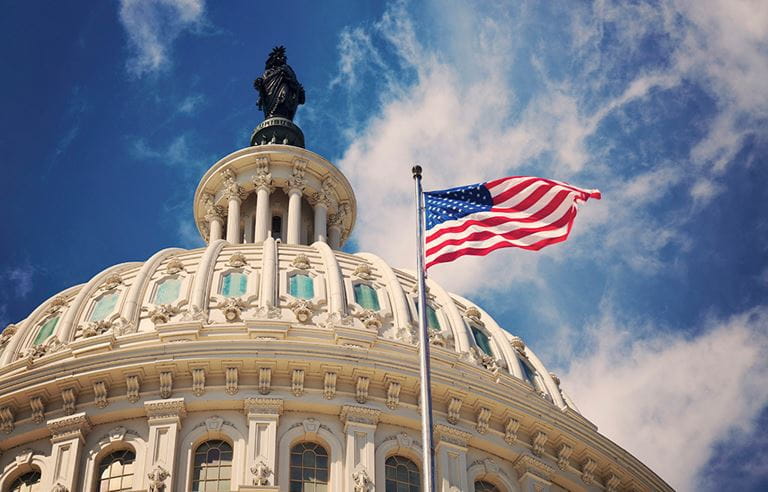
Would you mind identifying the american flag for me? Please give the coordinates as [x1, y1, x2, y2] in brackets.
[424, 176, 601, 269]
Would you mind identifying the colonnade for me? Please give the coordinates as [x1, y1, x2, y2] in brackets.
[202, 166, 345, 249]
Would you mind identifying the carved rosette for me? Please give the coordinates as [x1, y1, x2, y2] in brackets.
[289, 299, 313, 323]
[148, 304, 180, 325]
[219, 297, 247, 322]
[291, 254, 311, 270]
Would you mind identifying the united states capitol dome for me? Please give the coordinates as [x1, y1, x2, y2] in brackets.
[0, 47, 671, 492]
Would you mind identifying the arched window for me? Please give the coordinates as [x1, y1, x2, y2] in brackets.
[153, 277, 181, 304]
[353, 284, 380, 311]
[471, 327, 493, 356]
[385, 455, 420, 491]
[289, 274, 314, 299]
[97, 449, 136, 491]
[8, 471, 41, 492]
[474, 481, 500, 492]
[33, 316, 59, 345]
[192, 440, 233, 492]
[221, 272, 247, 297]
[90, 292, 119, 321]
[290, 442, 329, 492]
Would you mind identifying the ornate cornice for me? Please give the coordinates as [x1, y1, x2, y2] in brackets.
[339, 405, 381, 427]
[433, 424, 472, 448]
[243, 397, 284, 417]
[513, 454, 554, 481]
[47, 412, 91, 442]
[144, 398, 186, 422]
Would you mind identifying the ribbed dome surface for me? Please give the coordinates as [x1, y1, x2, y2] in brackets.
[0, 239, 576, 414]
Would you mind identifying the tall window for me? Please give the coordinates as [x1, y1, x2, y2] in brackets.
[471, 327, 493, 356]
[289, 442, 328, 492]
[520, 359, 537, 386]
[353, 284, 380, 311]
[289, 274, 314, 300]
[192, 440, 233, 492]
[8, 471, 41, 492]
[97, 449, 135, 491]
[415, 301, 440, 330]
[221, 272, 247, 298]
[90, 293, 119, 321]
[153, 277, 181, 304]
[474, 481, 500, 492]
[385, 455, 420, 492]
[33, 316, 59, 345]
[271, 216, 283, 240]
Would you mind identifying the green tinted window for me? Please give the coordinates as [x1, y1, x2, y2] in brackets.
[353, 284, 380, 311]
[289, 274, 314, 299]
[415, 301, 440, 330]
[471, 327, 493, 356]
[154, 278, 181, 304]
[90, 293, 118, 321]
[221, 272, 247, 298]
[34, 316, 59, 345]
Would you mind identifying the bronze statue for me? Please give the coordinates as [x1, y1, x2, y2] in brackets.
[254, 46, 305, 121]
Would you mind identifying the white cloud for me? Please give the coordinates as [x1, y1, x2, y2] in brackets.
[178, 94, 205, 114]
[118, 0, 206, 76]
[561, 305, 768, 491]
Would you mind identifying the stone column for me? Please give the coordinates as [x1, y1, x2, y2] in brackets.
[513, 455, 554, 492]
[144, 398, 186, 492]
[339, 405, 380, 492]
[253, 160, 274, 243]
[243, 398, 283, 489]
[327, 202, 348, 250]
[244, 215, 255, 243]
[47, 413, 91, 491]
[314, 201, 328, 243]
[434, 424, 472, 492]
[285, 163, 306, 245]
[222, 169, 246, 244]
[203, 193, 225, 242]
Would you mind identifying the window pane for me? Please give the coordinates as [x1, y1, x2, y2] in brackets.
[471, 327, 493, 356]
[290, 442, 329, 489]
[221, 272, 247, 297]
[354, 284, 381, 311]
[290, 274, 314, 299]
[9, 471, 41, 492]
[192, 440, 232, 492]
[154, 277, 181, 304]
[521, 360, 536, 384]
[475, 481, 500, 492]
[97, 450, 136, 492]
[385, 456, 420, 491]
[90, 293, 119, 321]
[33, 316, 59, 345]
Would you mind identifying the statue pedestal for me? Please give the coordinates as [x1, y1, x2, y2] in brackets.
[251, 117, 305, 147]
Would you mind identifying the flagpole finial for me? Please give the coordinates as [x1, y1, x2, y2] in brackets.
[412, 165, 422, 178]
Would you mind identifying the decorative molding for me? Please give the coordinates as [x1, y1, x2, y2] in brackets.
[147, 465, 169, 492]
[15, 448, 34, 465]
[429, 329, 447, 347]
[0, 323, 17, 348]
[251, 459, 273, 486]
[291, 254, 311, 270]
[222, 169, 247, 202]
[47, 412, 91, 442]
[605, 472, 621, 492]
[475, 407, 491, 434]
[243, 398, 283, 417]
[148, 304, 180, 325]
[259, 367, 272, 395]
[433, 424, 471, 448]
[252, 157, 273, 192]
[61, 387, 77, 415]
[227, 252, 248, 268]
[447, 396, 463, 425]
[289, 299, 313, 323]
[352, 263, 373, 280]
[93, 381, 109, 408]
[192, 368, 206, 397]
[340, 405, 381, 427]
[581, 457, 597, 484]
[205, 416, 224, 431]
[286, 159, 307, 191]
[51, 483, 68, 492]
[0, 406, 14, 434]
[323, 372, 337, 400]
[355, 376, 370, 404]
[126, 375, 140, 403]
[470, 347, 500, 374]
[219, 297, 246, 322]
[165, 256, 185, 274]
[532, 430, 548, 457]
[509, 336, 525, 353]
[386, 381, 401, 410]
[144, 398, 187, 422]
[352, 464, 372, 492]
[159, 371, 173, 399]
[504, 417, 520, 444]
[357, 309, 382, 331]
[100, 273, 123, 291]
[48, 295, 69, 314]
[291, 369, 305, 397]
[464, 306, 482, 324]
[30, 396, 45, 423]
[225, 367, 239, 395]
[513, 455, 554, 481]
[557, 443, 573, 470]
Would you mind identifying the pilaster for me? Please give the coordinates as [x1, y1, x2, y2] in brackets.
[339, 405, 380, 492]
[513, 455, 554, 492]
[434, 424, 472, 492]
[46, 412, 91, 491]
[243, 398, 283, 487]
[144, 398, 186, 491]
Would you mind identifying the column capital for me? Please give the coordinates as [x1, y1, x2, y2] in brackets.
[253, 158, 274, 193]
[339, 405, 381, 428]
[144, 397, 187, 424]
[328, 201, 350, 227]
[285, 159, 307, 192]
[433, 423, 472, 449]
[243, 397, 284, 418]
[47, 412, 91, 443]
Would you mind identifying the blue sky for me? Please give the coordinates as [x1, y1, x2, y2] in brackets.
[1, 1, 767, 490]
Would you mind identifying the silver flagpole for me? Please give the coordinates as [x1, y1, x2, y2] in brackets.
[412, 165, 436, 492]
